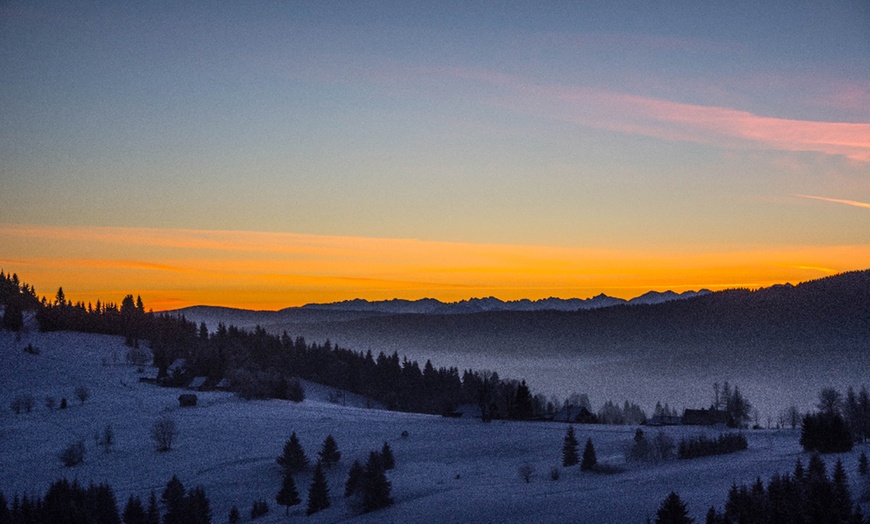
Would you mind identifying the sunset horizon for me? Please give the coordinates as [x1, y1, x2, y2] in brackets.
[2, 222, 868, 312]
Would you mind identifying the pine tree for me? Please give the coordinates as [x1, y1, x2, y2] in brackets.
[345, 459, 365, 498]
[276, 469, 301, 515]
[318, 435, 341, 468]
[228, 506, 240, 524]
[122, 495, 146, 524]
[146, 491, 159, 524]
[161, 476, 185, 524]
[858, 451, 869, 476]
[186, 486, 211, 524]
[793, 458, 805, 481]
[306, 461, 330, 515]
[0, 491, 9, 524]
[581, 437, 597, 471]
[381, 442, 395, 470]
[277, 432, 308, 473]
[656, 491, 694, 524]
[832, 458, 854, 522]
[562, 425, 579, 467]
[362, 451, 393, 513]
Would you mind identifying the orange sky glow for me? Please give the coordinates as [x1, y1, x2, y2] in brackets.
[1, 224, 867, 311]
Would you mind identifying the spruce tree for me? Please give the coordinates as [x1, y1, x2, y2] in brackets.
[276, 469, 301, 515]
[122, 495, 146, 524]
[146, 491, 159, 524]
[186, 486, 211, 524]
[306, 461, 330, 515]
[228, 505, 240, 524]
[562, 425, 579, 467]
[345, 459, 365, 497]
[318, 435, 341, 468]
[161, 476, 185, 524]
[381, 442, 395, 470]
[0, 492, 9, 524]
[832, 458, 854, 522]
[277, 432, 308, 473]
[858, 451, 869, 476]
[362, 450, 393, 513]
[581, 437, 597, 471]
[656, 491, 693, 524]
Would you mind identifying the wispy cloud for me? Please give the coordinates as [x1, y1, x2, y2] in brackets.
[535, 87, 870, 162]
[795, 194, 870, 210]
[433, 67, 870, 162]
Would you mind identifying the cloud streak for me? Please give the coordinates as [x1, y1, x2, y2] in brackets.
[435, 67, 870, 161]
[795, 194, 870, 210]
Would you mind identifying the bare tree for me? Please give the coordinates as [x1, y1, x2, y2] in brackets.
[152, 416, 178, 452]
[75, 385, 90, 405]
[817, 388, 843, 416]
[518, 463, 535, 483]
[60, 440, 86, 467]
[100, 424, 114, 453]
[126, 346, 151, 367]
[785, 405, 801, 429]
[10, 395, 34, 414]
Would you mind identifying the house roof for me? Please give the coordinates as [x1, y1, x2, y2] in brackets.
[682, 408, 730, 426]
[188, 376, 207, 389]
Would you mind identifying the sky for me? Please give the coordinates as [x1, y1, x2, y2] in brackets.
[1, 1, 869, 310]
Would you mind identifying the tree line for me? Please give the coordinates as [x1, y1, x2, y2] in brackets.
[1, 275, 549, 418]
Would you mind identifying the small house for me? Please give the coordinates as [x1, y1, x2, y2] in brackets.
[648, 414, 682, 426]
[178, 394, 197, 407]
[167, 359, 187, 375]
[682, 408, 730, 426]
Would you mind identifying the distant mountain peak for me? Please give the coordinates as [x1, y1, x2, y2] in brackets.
[293, 289, 710, 315]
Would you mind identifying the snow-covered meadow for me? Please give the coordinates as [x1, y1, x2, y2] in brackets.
[2, 329, 868, 523]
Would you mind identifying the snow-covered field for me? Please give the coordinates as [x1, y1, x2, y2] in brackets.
[2, 330, 868, 523]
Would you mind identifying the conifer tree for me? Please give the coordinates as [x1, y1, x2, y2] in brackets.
[186, 486, 212, 524]
[0, 491, 8, 524]
[793, 458, 805, 481]
[832, 458, 853, 523]
[276, 469, 301, 515]
[123, 495, 146, 524]
[277, 432, 309, 473]
[345, 459, 365, 498]
[306, 461, 330, 515]
[146, 491, 159, 524]
[656, 491, 693, 524]
[381, 441, 395, 470]
[362, 450, 393, 513]
[562, 425, 579, 467]
[161, 476, 185, 524]
[318, 435, 341, 468]
[228, 506, 240, 524]
[581, 437, 597, 471]
[858, 451, 868, 476]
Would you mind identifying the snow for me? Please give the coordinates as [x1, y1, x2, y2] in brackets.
[2, 329, 868, 523]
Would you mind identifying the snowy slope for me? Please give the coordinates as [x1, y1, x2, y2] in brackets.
[1, 330, 867, 523]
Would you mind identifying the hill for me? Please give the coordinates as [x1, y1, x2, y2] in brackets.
[2, 329, 867, 523]
[249, 270, 870, 418]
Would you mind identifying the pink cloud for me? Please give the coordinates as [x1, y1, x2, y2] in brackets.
[541, 88, 870, 161]
[795, 194, 870, 210]
[432, 67, 870, 162]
